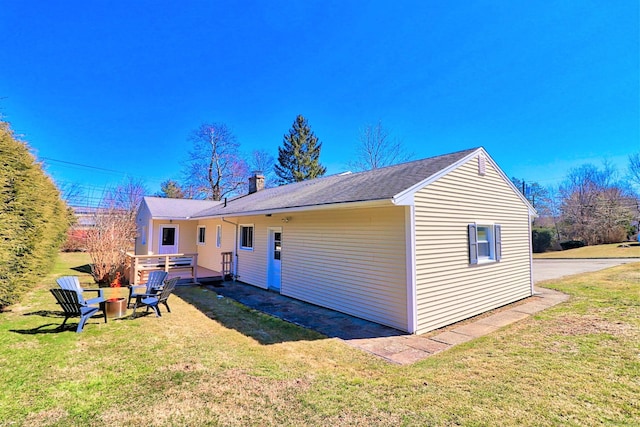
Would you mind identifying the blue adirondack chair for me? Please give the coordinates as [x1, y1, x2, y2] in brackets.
[127, 270, 168, 308]
[56, 276, 105, 306]
[132, 277, 180, 318]
[50, 288, 107, 332]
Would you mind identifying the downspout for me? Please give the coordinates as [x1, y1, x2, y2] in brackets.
[222, 217, 239, 281]
[528, 210, 535, 295]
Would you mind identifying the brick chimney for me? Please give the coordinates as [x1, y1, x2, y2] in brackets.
[248, 171, 265, 194]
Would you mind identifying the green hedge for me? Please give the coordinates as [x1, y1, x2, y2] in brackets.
[531, 227, 555, 253]
[0, 120, 72, 308]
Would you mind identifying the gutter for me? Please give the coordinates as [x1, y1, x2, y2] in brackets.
[194, 199, 394, 220]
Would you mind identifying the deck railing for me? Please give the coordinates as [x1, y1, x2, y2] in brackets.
[125, 252, 198, 285]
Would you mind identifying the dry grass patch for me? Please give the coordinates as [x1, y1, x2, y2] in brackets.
[534, 242, 640, 258]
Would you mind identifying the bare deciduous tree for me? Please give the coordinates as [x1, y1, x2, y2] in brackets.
[249, 149, 277, 188]
[85, 178, 147, 284]
[559, 163, 633, 245]
[349, 121, 413, 171]
[629, 153, 640, 187]
[184, 123, 248, 200]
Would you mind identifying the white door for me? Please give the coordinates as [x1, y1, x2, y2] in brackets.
[267, 227, 282, 291]
[158, 225, 179, 254]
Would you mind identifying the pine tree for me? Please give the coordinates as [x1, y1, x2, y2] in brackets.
[275, 115, 327, 184]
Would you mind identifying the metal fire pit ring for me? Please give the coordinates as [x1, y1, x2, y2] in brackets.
[105, 297, 127, 318]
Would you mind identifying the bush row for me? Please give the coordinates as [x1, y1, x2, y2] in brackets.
[0, 120, 73, 309]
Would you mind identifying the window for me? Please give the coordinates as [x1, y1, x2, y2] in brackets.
[216, 225, 222, 248]
[197, 226, 206, 245]
[140, 226, 147, 245]
[240, 225, 254, 250]
[468, 223, 502, 264]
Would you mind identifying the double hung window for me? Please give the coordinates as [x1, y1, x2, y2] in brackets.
[197, 226, 206, 245]
[468, 223, 502, 264]
[240, 225, 254, 250]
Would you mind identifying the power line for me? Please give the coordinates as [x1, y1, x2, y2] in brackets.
[40, 157, 126, 174]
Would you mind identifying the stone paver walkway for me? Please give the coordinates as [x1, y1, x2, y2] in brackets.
[207, 279, 570, 365]
[206, 258, 637, 364]
[345, 286, 568, 364]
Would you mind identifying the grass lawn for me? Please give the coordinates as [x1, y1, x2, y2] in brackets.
[534, 242, 640, 259]
[1, 253, 638, 426]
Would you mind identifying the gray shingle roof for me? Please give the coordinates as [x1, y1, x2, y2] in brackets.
[193, 147, 479, 218]
[142, 196, 221, 219]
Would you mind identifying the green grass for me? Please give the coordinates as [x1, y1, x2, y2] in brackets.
[1, 252, 638, 426]
[534, 242, 640, 259]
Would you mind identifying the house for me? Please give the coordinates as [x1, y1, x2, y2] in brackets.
[134, 147, 535, 334]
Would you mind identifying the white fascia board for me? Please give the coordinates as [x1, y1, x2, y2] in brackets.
[405, 205, 417, 334]
[194, 199, 395, 220]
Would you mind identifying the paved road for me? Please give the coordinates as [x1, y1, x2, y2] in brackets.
[532, 258, 638, 283]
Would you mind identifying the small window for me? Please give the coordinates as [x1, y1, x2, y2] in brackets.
[469, 223, 502, 264]
[197, 226, 206, 245]
[216, 225, 222, 248]
[240, 225, 254, 250]
[141, 226, 147, 245]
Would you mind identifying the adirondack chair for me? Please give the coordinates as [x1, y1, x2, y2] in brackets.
[50, 288, 107, 332]
[132, 277, 180, 318]
[56, 276, 105, 306]
[127, 270, 168, 308]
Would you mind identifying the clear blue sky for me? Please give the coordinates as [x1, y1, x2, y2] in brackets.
[1, 1, 638, 206]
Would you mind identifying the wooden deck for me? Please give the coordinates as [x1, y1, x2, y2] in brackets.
[126, 252, 226, 285]
[169, 266, 223, 285]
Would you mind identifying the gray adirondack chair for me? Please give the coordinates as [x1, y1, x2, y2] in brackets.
[50, 288, 107, 332]
[132, 277, 180, 318]
[127, 270, 168, 308]
[56, 276, 105, 306]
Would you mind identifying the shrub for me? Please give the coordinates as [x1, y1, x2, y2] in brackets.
[0, 120, 72, 309]
[560, 240, 586, 250]
[532, 227, 554, 253]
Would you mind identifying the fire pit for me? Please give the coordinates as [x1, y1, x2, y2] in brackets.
[105, 297, 127, 318]
[104, 272, 127, 318]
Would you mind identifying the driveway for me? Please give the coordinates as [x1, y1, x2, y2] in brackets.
[533, 258, 638, 283]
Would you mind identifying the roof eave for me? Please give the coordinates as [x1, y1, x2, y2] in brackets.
[194, 198, 395, 219]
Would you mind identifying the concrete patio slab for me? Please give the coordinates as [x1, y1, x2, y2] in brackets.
[401, 336, 450, 354]
[431, 331, 474, 345]
[476, 310, 530, 327]
[451, 322, 501, 337]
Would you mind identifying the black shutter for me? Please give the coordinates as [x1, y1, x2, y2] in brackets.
[495, 224, 502, 261]
[468, 224, 478, 265]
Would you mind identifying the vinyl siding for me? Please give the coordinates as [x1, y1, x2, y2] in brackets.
[149, 220, 197, 255]
[414, 156, 532, 334]
[135, 202, 151, 254]
[195, 219, 236, 272]
[227, 207, 408, 330]
[282, 207, 408, 331]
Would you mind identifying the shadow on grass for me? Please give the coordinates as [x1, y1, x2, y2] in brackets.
[70, 264, 93, 274]
[11, 310, 109, 334]
[174, 286, 327, 345]
[10, 323, 74, 334]
[174, 281, 404, 345]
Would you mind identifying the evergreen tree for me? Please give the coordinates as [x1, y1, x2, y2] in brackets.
[157, 180, 185, 198]
[275, 115, 327, 184]
[0, 120, 72, 308]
